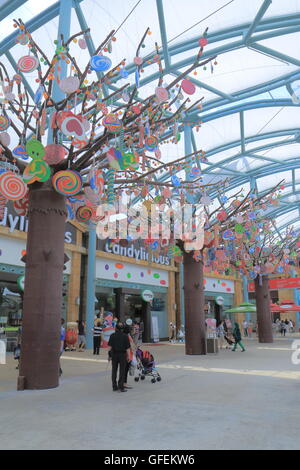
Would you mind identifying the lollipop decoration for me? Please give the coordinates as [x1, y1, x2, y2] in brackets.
[76, 205, 93, 223]
[23, 160, 51, 184]
[0, 116, 10, 131]
[0, 171, 28, 200]
[106, 169, 115, 204]
[13, 145, 29, 160]
[102, 113, 122, 133]
[155, 87, 168, 103]
[145, 136, 158, 152]
[89, 168, 104, 195]
[14, 195, 29, 216]
[17, 55, 39, 73]
[52, 170, 83, 196]
[90, 55, 112, 71]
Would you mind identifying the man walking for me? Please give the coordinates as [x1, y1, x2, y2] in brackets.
[108, 322, 130, 392]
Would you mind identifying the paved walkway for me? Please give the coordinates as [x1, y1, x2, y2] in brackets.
[1, 335, 300, 450]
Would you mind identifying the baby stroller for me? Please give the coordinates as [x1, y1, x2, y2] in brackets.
[134, 348, 162, 384]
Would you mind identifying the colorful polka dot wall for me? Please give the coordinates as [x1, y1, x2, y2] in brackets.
[97, 260, 168, 287]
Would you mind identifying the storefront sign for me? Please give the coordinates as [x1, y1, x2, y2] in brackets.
[17, 275, 25, 291]
[142, 290, 154, 302]
[104, 241, 170, 266]
[248, 278, 300, 292]
[0, 206, 75, 244]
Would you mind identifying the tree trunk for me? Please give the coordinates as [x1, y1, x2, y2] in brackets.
[254, 275, 273, 343]
[183, 251, 206, 355]
[19, 182, 67, 389]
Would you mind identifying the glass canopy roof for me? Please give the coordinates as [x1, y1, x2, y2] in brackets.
[1, 0, 300, 233]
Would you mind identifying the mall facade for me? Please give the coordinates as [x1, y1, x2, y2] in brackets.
[0, 202, 254, 342]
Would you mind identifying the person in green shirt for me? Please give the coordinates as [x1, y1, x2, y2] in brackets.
[232, 322, 246, 352]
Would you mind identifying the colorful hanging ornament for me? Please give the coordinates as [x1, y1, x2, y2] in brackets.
[23, 160, 51, 184]
[76, 205, 92, 223]
[144, 135, 158, 152]
[0, 116, 10, 131]
[181, 79, 196, 95]
[89, 168, 104, 195]
[52, 170, 83, 196]
[56, 111, 87, 140]
[90, 55, 112, 71]
[14, 195, 29, 216]
[106, 169, 115, 204]
[0, 171, 28, 200]
[17, 55, 39, 73]
[26, 139, 46, 160]
[0, 132, 10, 146]
[13, 145, 29, 160]
[155, 87, 168, 103]
[44, 144, 66, 165]
[102, 113, 122, 133]
[78, 38, 87, 49]
[59, 76, 80, 94]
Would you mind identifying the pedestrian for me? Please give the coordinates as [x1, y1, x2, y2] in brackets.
[132, 320, 140, 346]
[59, 318, 66, 377]
[77, 320, 86, 351]
[123, 323, 136, 389]
[242, 319, 248, 337]
[280, 320, 287, 336]
[216, 320, 225, 350]
[108, 322, 131, 392]
[232, 322, 246, 352]
[93, 321, 102, 355]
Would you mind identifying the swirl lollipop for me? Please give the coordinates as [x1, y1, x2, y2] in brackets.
[13, 145, 29, 160]
[0, 171, 28, 200]
[145, 136, 158, 152]
[18, 55, 39, 73]
[14, 195, 29, 216]
[102, 113, 122, 133]
[76, 205, 92, 223]
[52, 170, 83, 196]
[0, 116, 10, 131]
[90, 55, 112, 71]
[155, 87, 169, 103]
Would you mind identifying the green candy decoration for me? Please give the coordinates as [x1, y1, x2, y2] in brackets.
[26, 139, 46, 160]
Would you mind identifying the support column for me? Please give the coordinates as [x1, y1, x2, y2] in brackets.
[67, 251, 82, 323]
[184, 251, 206, 355]
[19, 184, 67, 390]
[85, 224, 96, 349]
[254, 275, 273, 343]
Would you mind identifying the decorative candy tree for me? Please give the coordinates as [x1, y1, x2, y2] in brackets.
[222, 214, 298, 343]
[175, 184, 284, 354]
[0, 20, 219, 389]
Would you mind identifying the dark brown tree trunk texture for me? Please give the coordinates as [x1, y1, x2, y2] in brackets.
[254, 275, 273, 343]
[183, 251, 206, 355]
[19, 182, 67, 389]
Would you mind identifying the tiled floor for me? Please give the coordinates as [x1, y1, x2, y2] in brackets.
[1, 335, 300, 450]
